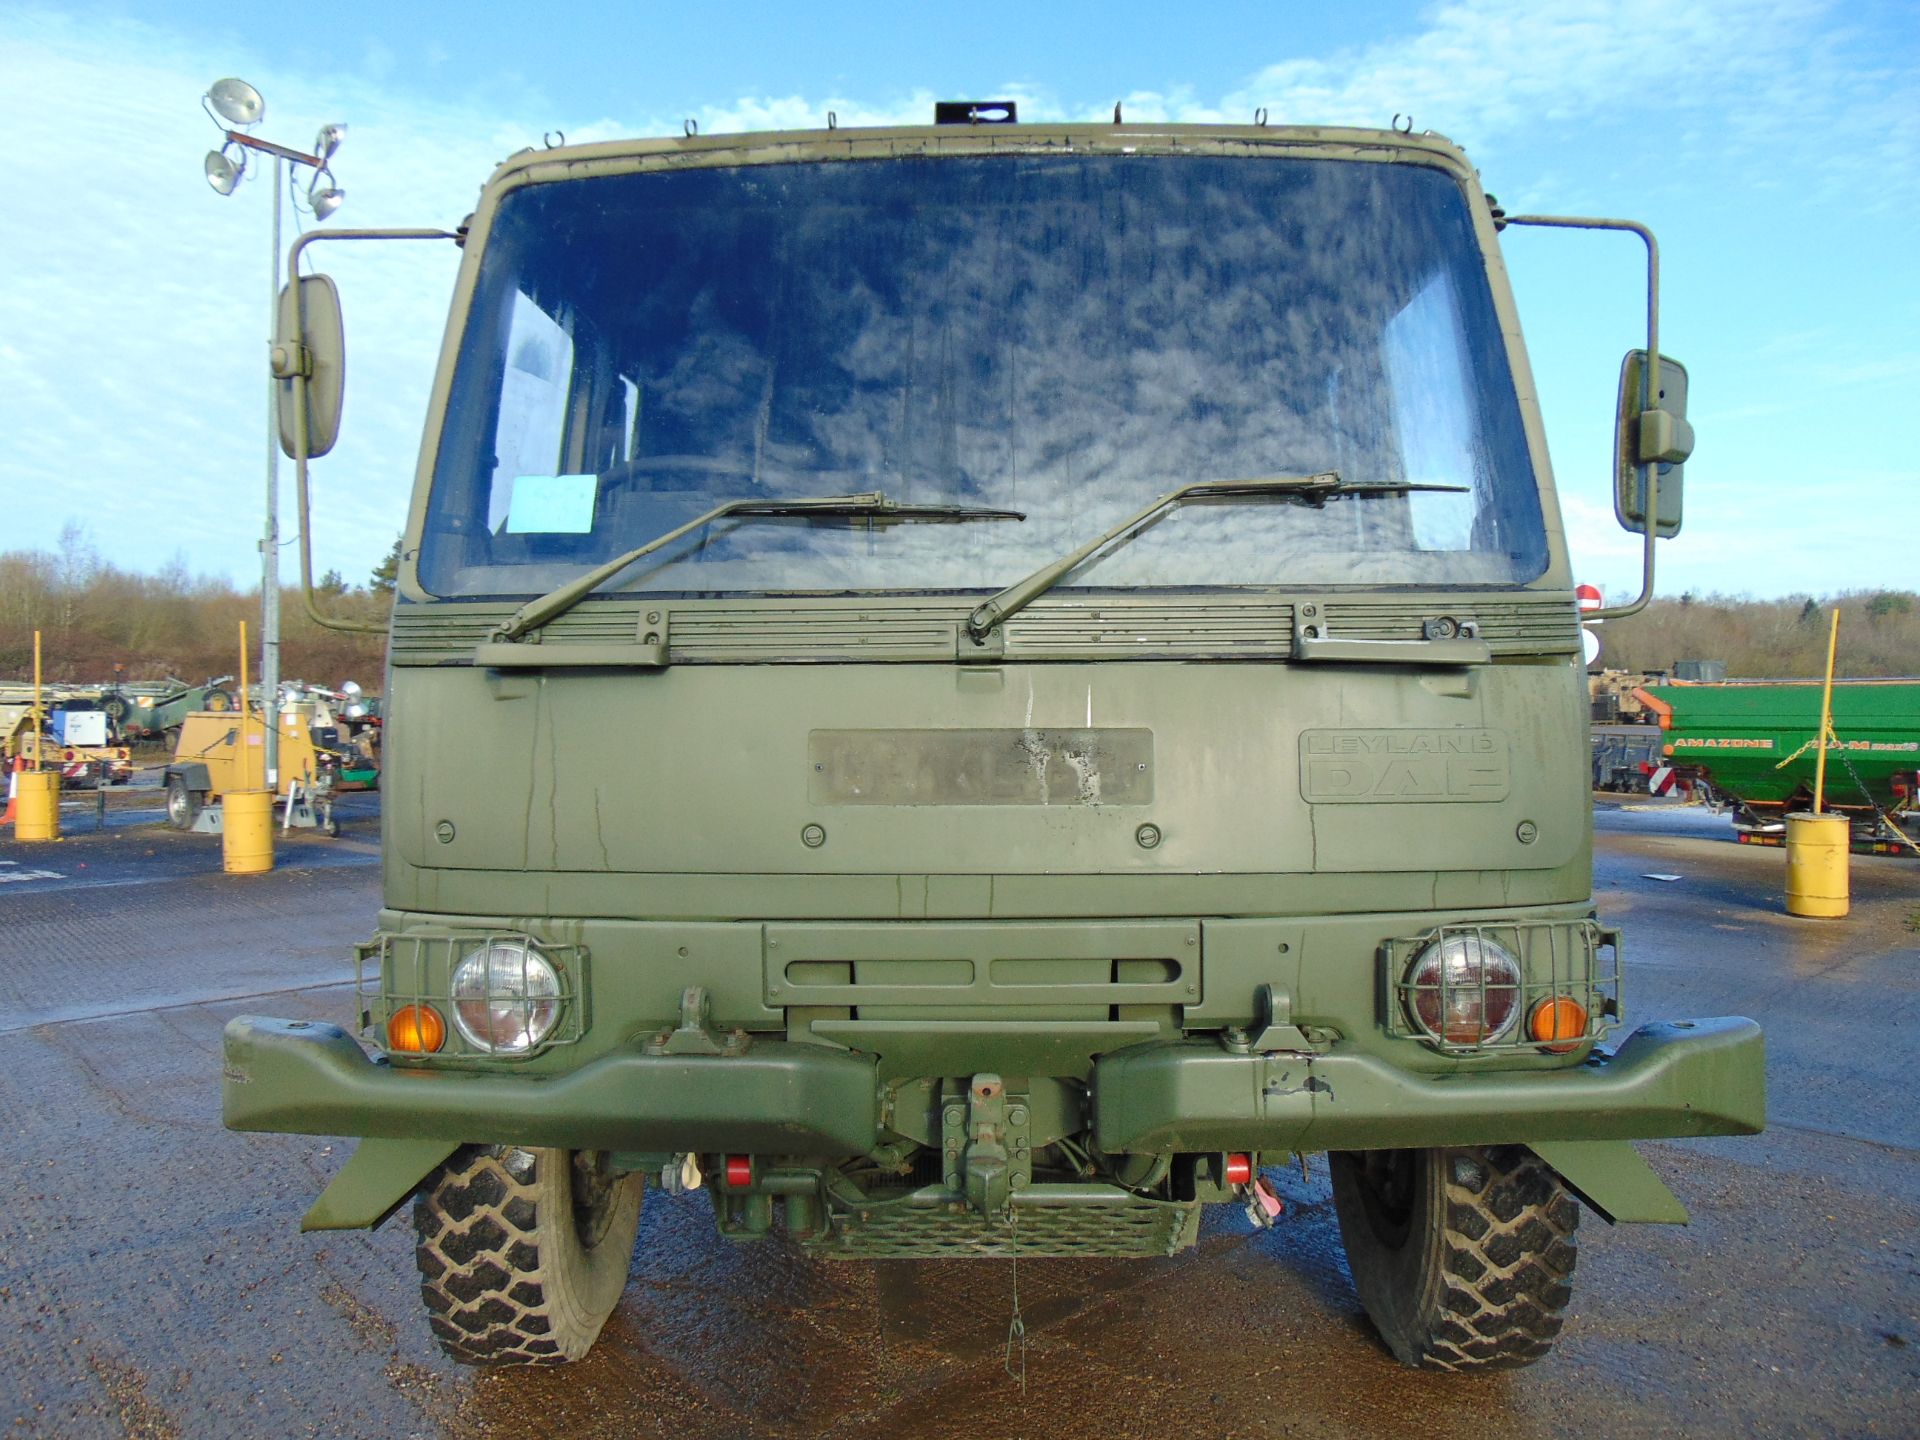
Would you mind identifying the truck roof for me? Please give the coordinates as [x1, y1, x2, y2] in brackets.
[483, 121, 1477, 192]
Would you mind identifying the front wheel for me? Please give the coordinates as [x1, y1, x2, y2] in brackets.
[413, 1146, 644, 1366]
[1330, 1145, 1578, 1371]
[164, 776, 200, 831]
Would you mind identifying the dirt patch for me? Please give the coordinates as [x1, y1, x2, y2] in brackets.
[85, 1354, 182, 1440]
[319, 1280, 398, 1355]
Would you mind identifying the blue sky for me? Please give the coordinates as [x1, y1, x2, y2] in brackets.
[1, 0, 1914, 603]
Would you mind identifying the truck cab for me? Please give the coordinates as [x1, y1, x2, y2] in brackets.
[223, 114, 1762, 1371]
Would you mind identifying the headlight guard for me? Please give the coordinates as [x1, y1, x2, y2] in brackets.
[356, 928, 588, 1062]
[1384, 919, 1620, 1056]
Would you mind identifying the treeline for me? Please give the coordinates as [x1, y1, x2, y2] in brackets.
[1598, 591, 1920, 679]
[0, 527, 391, 688]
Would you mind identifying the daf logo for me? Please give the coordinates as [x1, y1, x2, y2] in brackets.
[1299, 729, 1510, 804]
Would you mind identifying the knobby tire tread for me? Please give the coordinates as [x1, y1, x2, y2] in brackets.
[413, 1145, 635, 1367]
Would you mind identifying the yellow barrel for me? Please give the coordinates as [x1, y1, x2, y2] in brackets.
[222, 788, 275, 874]
[13, 770, 60, 841]
[1784, 812, 1849, 918]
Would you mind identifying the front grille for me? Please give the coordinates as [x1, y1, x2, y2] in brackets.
[390, 593, 1578, 665]
[805, 1183, 1201, 1259]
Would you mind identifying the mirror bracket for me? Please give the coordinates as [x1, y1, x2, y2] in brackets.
[269, 342, 311, 381]
[277, 226, 460, 634]
[1498, 213, 1683, 621]
[1638, 408, 1693, 467]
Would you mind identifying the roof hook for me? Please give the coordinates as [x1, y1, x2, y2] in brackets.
[542, 130, 566, 149]
[1113, 101, 1123, 125]
[684, 117, 699, 138]
[827, 110, 838, 130]
[1392, 113, 1414, 134]
[1254, 107, 1269, 127]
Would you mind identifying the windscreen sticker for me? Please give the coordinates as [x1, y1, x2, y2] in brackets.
[505, 474, 597, 534]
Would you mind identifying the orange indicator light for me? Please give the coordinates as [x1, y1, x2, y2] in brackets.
[387, 1003, 447, 1053]
[1529, 996, 1588, 1053]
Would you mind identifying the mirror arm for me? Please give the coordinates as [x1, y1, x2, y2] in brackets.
[283, 228, 459, 634]
[1501, 214, 1661, 621]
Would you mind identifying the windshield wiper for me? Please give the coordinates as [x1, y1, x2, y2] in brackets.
[965, 472, 1468, 643]
[493, 491, 1024, 643]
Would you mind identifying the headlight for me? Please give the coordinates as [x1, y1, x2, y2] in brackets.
[1404, 934, 1522, 1046]
[451, 941, 562, 1054]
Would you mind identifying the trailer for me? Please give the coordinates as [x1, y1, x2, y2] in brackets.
[1635, 679, 1919, 852]
[0, 689, 135, 787]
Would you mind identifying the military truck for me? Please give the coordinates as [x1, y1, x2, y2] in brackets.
[222, 108, 1764, 1372]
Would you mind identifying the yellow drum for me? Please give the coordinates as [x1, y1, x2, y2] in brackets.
[222, 788, 275, 874]
[13, 770, 60, 841]
[1784, 812, 1849, 918]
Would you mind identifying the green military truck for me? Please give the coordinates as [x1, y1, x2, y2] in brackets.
[223, 107, 1764, 1372]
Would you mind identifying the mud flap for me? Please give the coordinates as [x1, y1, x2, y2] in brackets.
[300, 1137, 461, 1232]
[1529, 1138, 1689, 1225]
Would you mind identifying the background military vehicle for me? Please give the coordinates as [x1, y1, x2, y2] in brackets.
[96, 676, 239, 751]
[222, 107, 1763, 1372]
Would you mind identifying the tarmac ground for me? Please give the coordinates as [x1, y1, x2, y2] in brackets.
[0, 792, 1914, 1438]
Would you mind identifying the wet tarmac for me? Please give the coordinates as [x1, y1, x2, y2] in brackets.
[0, 798, 1914, 1437]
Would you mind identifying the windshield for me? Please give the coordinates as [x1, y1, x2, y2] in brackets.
[420, 152, 1548, 599]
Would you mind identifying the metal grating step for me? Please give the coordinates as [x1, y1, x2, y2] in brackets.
[805, 1184, 1201, 1259]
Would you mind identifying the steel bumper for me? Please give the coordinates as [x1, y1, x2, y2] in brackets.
[1092, 1016, 1766, 1153]
[221, 1016, 881, 1156]
[227, 1013, 1763, 1162]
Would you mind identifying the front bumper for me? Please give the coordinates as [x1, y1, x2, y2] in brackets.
[221, 1017, 881, 1156]
[224, 1013, 1764, 1156]
[1094, 1016, 1765, 1152]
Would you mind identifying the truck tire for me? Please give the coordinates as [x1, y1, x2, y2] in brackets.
[164, 775, 200, 831]
[1330, 1145, 1578, 1371]
[413, 1145, 643, 1366]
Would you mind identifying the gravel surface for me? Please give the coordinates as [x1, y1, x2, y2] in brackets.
[0, 800, 1913, 1437]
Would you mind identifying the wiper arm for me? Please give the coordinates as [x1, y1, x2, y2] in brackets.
[494, 491, 1023, 643]
[965, 473, 1467, 642]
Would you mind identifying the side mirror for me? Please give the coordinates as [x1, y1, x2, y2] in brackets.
[1614, 349, 1690, 537]
[272, 274, 345, 459]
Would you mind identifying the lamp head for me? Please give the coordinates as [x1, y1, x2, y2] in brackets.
[206, 77, 264, 127]
[204, 147, 243, 195]
[314, 123, 347, 163]
[307, 167, 345, 220]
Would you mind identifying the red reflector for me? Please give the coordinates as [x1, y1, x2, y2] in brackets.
[724, 1155, 753, 1188]
[1224, 1153, 1253, 1186]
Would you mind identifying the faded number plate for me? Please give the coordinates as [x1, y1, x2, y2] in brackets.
[810, 728, 1154, 806]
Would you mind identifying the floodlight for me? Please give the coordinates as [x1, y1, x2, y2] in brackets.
[307, 168, 344, 220]
[314, 123, 347, 163]
[207, 77, 265, 127]
[205, 147, 243, 195]
[339, 680, 363, 696]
